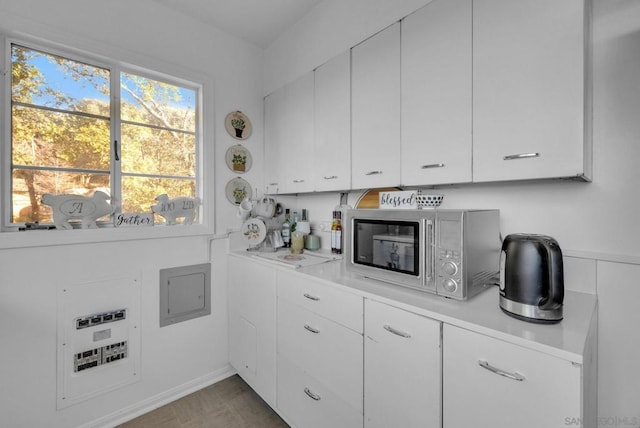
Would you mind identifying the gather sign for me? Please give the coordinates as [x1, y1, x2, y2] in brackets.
[115, 213, 154, 227]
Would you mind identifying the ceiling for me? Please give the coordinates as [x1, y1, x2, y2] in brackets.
[152, 0, 324, 49]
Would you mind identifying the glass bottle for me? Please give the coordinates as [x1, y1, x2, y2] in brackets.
[331, 211, 338, 253]
[282, 209, 291, 248]
[334, 211, 343, 254]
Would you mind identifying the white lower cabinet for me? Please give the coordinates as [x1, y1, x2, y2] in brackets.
[443, 324, 582, 428]
[227, 257, 277, 407]
[230, 256, 594, 428]
[276, 270, 364, 428]
[364, 299, 442, 428]
[277, 356, 362, 428]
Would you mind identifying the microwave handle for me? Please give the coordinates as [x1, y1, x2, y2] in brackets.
[426, 219, 435, 282]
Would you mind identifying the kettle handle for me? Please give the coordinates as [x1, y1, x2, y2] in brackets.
[498, 249, 506, 291]
[541, 238, 564, 309]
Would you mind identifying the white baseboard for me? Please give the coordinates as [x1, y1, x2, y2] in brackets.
[84, 365, 236, 428]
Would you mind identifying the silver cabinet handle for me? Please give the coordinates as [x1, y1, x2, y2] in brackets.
[383, 324, 411, 338]
[478, 360, 525, 381]
[365, 170, 383, 176]
[421, 163, 445, 169]
[268, 182, 278, 186]
[323, 175, 338, 180]
[304, 324, 320, 334]
[303, 293, 320, 301]
[293, 179, 305, 183]
[304, 387, 321, 401]
[503, 153, 540, 160]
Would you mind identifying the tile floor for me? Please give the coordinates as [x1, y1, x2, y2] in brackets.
[117, 375, 289, 428]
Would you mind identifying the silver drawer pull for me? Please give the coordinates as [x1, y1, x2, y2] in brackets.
[421, 163, 445, 169]
[323, 175, 338, 180]
[293, 179, 305, 183]
[503, 152, 540, 161]
[268, 182, 278, 186]
[383, 324, 411, 338]
[304, 387, 321, 401]
[304, 324, 320, 334]
[303, 293, 320, 301]
[365, 170, 383, 176]
[478, 360, 525, 381]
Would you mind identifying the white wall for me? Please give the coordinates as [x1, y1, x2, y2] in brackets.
[0, 0, 260, 426]
[264, 0, 640, 422]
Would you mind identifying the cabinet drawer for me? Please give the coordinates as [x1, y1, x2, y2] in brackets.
[443, 324, 581, 428]
[278, 298, 363, 412]
[277, 355, 362, 428]
[278, 271, 363, 333]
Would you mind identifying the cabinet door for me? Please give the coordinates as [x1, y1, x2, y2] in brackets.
[264, 73, 314, 194]
[277, 355, 362, 428]
[443, 324, 582, 428]
[227, 257, 277, 407]
[472, 0, 589, 182]
[264, 88, 286, 193]
[277, 298, 363, 412]
[401, 0, 472, 186]
[364, 299, 441, 428]
[351, 23, 401, 189]
[280, 73, 314, 193]
[314, 51, 351, 191]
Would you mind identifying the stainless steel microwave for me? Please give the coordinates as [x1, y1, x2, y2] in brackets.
[344, 209, 501, 300]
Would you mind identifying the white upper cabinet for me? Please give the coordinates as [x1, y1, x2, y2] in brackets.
[264, 72, 315, 194]
[351, 22, 401, 189]
[401, 0, 472, 186]
[472, 0, 591, 182]
[264, 89, 285, 192]
[314, 51, 351, 192]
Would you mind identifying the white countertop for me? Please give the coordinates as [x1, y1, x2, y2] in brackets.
[229, 249, 597, 363]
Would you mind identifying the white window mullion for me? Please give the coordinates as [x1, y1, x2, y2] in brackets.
[1, 36, 11, 230]
[111, 66, 122, 216]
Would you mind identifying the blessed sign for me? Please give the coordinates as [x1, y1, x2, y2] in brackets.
[379, 191, 418, 209]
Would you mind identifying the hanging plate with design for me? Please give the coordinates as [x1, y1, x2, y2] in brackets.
[241, 218, 267, 246]
[225, 111, 252, 140]
[225, 144, 252, 173]
[225, 177, 252, 206]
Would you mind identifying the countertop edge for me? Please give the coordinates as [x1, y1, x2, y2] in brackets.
[228, 250, 597, 363]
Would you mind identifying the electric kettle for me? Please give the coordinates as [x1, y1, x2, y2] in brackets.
[499, 234, 564, 324]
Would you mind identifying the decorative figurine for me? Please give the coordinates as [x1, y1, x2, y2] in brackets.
[41, 191, 114, 230]
[151, 194, 201, 225]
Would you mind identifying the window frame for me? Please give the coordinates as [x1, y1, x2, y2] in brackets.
[1, 35, 209, 237]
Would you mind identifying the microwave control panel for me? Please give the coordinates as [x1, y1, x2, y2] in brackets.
[438, 249, 461, 293]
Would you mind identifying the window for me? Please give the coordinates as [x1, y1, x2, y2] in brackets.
[7, 42, 201, 228]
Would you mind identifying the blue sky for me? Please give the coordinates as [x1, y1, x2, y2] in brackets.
[16, 46, 194, 112]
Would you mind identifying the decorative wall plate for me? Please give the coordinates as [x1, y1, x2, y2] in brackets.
[225, 111, 252, 140]
[225, 177, 252, 205]
[225, 144, 252, 173]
